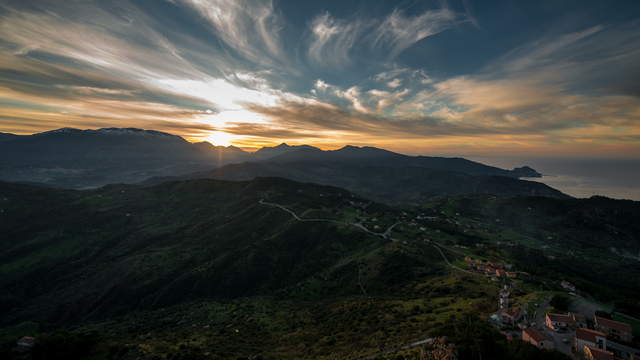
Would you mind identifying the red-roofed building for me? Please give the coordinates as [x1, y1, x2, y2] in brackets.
[545, 313, 575, 331]
[16, 336, 35, 352]
[499, 307, 521, 325]
[595, 316, 633, 342]
[584, 345, 614, 360]
[522, 327, 553, 350]
[575, 328, 607, 352]
[496, 269, 506, 277]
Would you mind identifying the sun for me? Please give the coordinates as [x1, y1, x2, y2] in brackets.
[204, 131, 237, 146]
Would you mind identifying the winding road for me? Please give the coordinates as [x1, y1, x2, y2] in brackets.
[259, 199, 398, 241]
[260, 199, 479, 276]
[428, 240, 475, 274]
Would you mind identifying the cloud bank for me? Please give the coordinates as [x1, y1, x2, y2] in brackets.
[0, 0, 638, 156]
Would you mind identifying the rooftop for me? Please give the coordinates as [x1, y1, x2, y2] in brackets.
[523, 327, 547, 342]
[576, 328, 606, 343]
[546, 313, 573, 323]
[584, 345, 614, 360]
[595, 316, 632, 333]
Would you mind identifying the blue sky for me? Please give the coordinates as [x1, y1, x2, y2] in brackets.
[0, 0, 639, 156]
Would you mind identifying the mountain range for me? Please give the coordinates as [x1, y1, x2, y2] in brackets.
[0, 128, 638, 360]
[0, 128, 555, 203]
[0, 128, 247, 188]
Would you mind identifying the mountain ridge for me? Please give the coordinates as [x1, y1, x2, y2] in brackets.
[1, 127, 547, 201]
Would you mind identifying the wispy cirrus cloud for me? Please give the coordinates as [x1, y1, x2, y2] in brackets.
[177, 0, 287, 67]
[307, 12, 364, 67]
[371, 8, 462, 58]
[0, 0, 638, 157]
[307, 6, 463, 67]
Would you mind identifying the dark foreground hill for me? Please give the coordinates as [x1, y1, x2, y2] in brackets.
[0, 177, 398, 326]
[1, 178, 638, 359]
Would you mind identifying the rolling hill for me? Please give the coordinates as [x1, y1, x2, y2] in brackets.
[165, 145, 563, 204]
[1, 178, 637, 359]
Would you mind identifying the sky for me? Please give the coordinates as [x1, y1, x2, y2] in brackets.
[0, 0, 639, 156]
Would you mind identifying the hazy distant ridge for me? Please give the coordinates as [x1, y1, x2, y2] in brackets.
[0, 127, 547, 201]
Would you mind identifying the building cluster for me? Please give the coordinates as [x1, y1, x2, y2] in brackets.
[16, 336, 35, 352]
[522, 327, 553, 350]
[464, 256, 517, 281]
[533, 312, 639, 359]
[560, 280, 577, 292]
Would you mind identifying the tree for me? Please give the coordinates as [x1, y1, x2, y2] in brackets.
[550, 295, 571, 312]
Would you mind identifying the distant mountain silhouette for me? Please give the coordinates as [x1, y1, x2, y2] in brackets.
[0, 132, 18, 142]
[147, 145, 560, 204]
[253, 142, 321, 160]
[261, 145, 541, 178]
[0, 127, 549, 201]
[0, 128, 249, 188]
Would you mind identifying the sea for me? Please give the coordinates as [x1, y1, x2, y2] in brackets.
[466, 156, 640, 201]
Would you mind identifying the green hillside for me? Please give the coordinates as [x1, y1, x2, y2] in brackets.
[2, 179, 638, 359]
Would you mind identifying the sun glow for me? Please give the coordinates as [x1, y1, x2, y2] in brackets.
[203, 130, 238, 146]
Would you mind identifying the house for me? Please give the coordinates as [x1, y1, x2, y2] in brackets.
[584, 345, 615, 360]
[545, 313, 574, 331]
[607, 340, 640, 360]
[570, 312, 588, 329]
[560, 280, 576, 292]
[499, 288, 510, 298]
[500, 331, 514, 341]
[595, 316, 633, 343]
[16, 336, 35, 352]
[496, 269, 506, 277]
[522, 327, 554, 350]
[506, 272, 517, 278]
[500, 296, 509, 309]
[499, 307, 521, 325]
[575, 328, 607, 352]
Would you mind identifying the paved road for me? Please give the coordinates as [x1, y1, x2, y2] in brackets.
[259, 199, 398, 241]
[543, 327, 573, 357]
[429, 241, 475, 274]
[533, 297, 574, 358]
[533, 297, 551, 329]
[260, 200, 483, 278]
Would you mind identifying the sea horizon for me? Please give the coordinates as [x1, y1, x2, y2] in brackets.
[468, 156, 640, 201]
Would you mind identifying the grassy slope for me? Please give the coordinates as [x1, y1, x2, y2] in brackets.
[421, 194, 640, 304]
[5, 180, 636, 359]
[0, 179, 508, 359]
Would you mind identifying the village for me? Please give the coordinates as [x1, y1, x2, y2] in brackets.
[310, 198, 640, 360]
[336, 200, 640, 360]
[459, 255, 640, 360]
